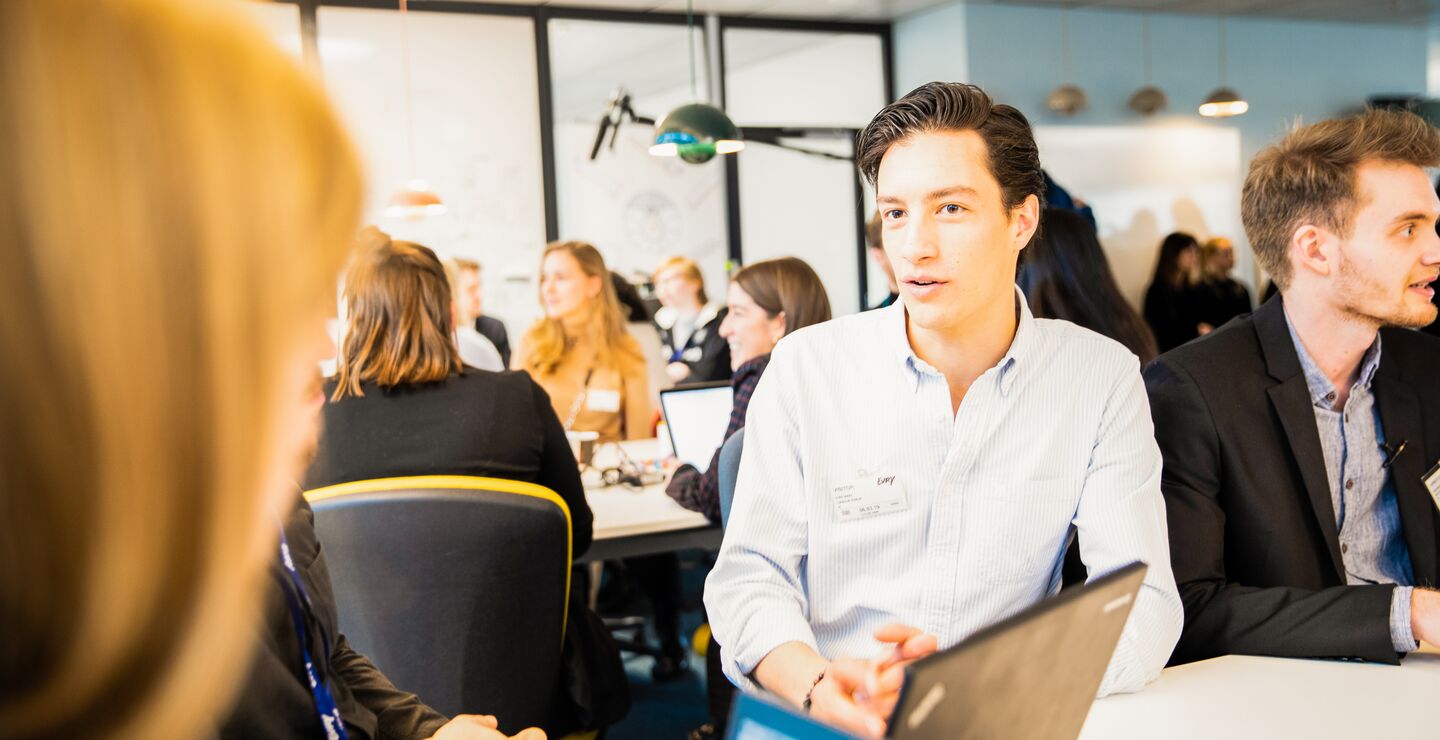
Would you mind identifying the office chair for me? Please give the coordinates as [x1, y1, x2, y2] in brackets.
[716, 428, 745, 530]
[306, 476, 571, 737]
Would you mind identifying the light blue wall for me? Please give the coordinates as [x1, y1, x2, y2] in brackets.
[896, 3, 1428, 163]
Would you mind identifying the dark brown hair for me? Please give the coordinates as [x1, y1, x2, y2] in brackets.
[856, 82, 1046, 213]
[1021, 209, 1159, 363]
[732, 257, 833, 336]
[333, 227, 461, 399]
[1243, 107, 1440, 290]
[1151, 232, 1199, 290]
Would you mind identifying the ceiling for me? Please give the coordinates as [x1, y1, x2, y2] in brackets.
[436, 0, 1440, 24]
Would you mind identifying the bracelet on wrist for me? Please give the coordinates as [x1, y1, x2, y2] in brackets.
[801, 669, 827, 713]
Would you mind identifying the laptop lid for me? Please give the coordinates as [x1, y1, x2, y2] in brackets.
[888, 561, 1148, 740]
[725, 691, 856, 740]
[659, 381, 734, 474]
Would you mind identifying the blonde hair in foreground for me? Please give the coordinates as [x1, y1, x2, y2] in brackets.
[0, 1, 362, 738]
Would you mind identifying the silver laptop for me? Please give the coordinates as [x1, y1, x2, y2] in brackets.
[888, 561, 1148, 740]
[659, 381, 733, 474]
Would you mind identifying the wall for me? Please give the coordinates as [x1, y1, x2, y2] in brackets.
[895, 2, 1428, 297]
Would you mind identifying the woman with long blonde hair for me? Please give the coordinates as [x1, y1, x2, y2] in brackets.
[517, 241, 650, 442]
[0, 0, 361, 737]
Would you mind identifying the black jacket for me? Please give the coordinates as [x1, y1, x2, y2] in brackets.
[220, 500, 447, 740]
[475, 315, 511, 369]
[656, 304, 731, 383]
[1144, 295, 1440, 666]
[1143, 280, 1204, 352]
[305, 369, 593, 557]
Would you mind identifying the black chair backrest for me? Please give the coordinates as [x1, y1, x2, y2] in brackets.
[307, 477, 570, 735]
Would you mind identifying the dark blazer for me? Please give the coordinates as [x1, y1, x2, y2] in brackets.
[305, 369, 592, 556]
[221, 500, 447, 740]
[1145, 295, 1440, 666]
[475, 315, 511, 369]
[657, 305, 731, 383]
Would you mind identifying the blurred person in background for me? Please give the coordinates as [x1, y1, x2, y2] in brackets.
[517, 243, 650, 442]
[455, 258, 512, 368]
[653, 256, 730, 384]
[1194, 236, 1253, 333]
[1143, 231, 1204, 352]
[1019, 209, 1158, 364]
[442, 257, 505, 372]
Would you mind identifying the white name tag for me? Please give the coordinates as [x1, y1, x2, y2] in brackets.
[586, 388, 621, 413]
[1424, 461, 1440, 514]
[831, 471, 908, 522]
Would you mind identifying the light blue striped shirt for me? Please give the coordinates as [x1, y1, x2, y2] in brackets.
[705, 290, 1183, 698]
[1282, 311, 1417, 653]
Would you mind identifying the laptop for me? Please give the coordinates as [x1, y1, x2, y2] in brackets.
[725, 692, 857, 740]
[659, 381, 734, 474]
[887, 561, 1149, 740]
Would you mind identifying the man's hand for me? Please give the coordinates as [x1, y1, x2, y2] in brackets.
[1412, 588, 1440, 648]
[425, 715, 546, 740]
[807, 624, 938, 739]
[860, 624, 938, 719]
[808, 658, 887, 738]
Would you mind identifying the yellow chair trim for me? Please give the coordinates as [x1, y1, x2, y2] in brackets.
[304, 475, 572, 646]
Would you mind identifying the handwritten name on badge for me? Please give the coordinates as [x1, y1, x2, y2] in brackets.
[831, 471, 908, 522]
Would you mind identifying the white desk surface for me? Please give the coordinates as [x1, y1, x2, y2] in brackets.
[584, 438, 712, 541]
[1080, 650, 1440, 739]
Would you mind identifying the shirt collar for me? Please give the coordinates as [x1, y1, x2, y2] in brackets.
[886, 286, 1037, 397]
[1282, 305, 1383, 409]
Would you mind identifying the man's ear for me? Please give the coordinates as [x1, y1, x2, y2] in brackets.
[1011, 194, 1041, 253]
[1290, 223, 1335, 280]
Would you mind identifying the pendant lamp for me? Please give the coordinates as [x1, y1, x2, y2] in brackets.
[1127, 13, 1167, 116]
[1199, 9, 1248, 118]
[385, 0, 446, 218]
[649, 0, 742, 164]
[1046, 9, 1087, 117]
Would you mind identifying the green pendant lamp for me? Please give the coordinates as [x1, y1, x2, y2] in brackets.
[649, 0, 743, 164]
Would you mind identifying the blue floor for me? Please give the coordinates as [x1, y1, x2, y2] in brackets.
[602, 551, 717, 740]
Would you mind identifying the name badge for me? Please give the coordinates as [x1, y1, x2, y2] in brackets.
[587, 388, 621, 413]
[831, 471, 907, 522]
[1424, 461, 1440, 514]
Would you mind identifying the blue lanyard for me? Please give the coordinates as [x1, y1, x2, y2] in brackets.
[276, 524, 350, 740]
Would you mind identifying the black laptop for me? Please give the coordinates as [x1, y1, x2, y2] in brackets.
[887, 561, 1148, 740]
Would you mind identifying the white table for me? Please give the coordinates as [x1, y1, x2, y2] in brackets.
[1079, 650, 1440, 739]
[580, 438, 721, 562]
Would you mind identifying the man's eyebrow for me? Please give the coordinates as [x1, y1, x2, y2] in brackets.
[1390, 211, 1433, 224]
[924, 185, 979, 202]
[876, 185, 979, 206]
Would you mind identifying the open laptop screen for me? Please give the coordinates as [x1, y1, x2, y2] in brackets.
[660, 382, 734, 474]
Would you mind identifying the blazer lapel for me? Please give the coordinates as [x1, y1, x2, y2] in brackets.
[1374, 353, 1438, 587]
[1255, 298, 1346, 581]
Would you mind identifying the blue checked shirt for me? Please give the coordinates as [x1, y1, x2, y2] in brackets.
[705, 289, 1183, 697]
[1284, 312, 1417, 653]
